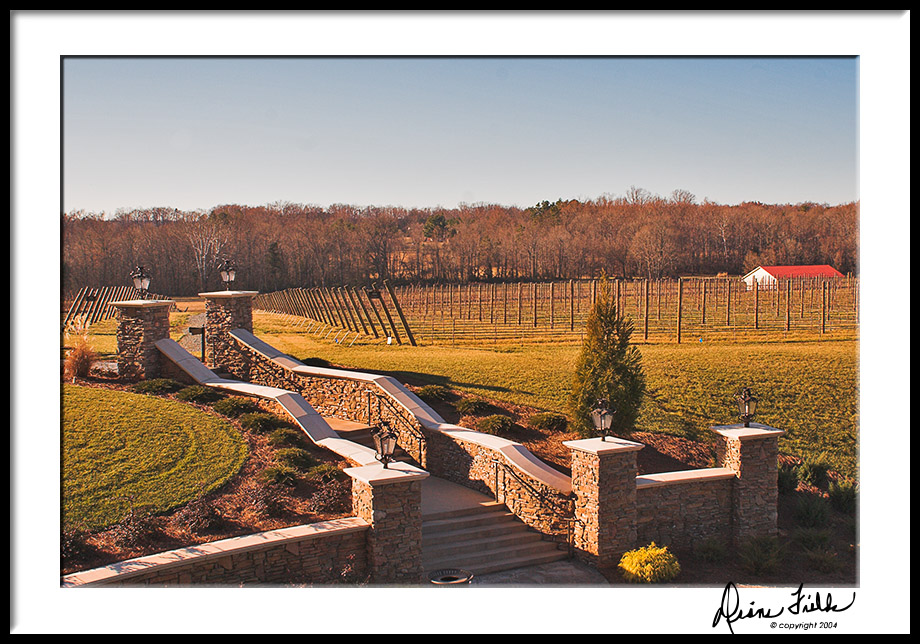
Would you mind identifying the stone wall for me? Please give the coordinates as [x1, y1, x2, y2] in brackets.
[236, 341, 429, 466]
[61, 518, 370, 587]
[425, 429, 573, 536]
[635, 476, 734, 548]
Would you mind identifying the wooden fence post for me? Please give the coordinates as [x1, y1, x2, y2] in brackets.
[677, 277, 683, 344]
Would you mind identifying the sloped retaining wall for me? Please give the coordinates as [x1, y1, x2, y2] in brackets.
[61, 518, 370, 588]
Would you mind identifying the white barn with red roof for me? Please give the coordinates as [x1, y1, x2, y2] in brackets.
[741, 265, 844, 290]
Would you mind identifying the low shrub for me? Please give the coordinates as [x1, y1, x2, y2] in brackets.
[240, 412, 285, 434]
[269, 427, 307, 448]
[61, 526, 94, 566]
[793, 527, 832, 551]
[174, 497, 224, 534]
[618, 542, 681, 583]
[527, 412, 568, 433]
[305, 463, 343, 483]
[260, 465, 299, 487]
[797, 453, 833, 488]
[828, 478, 858, 515]
[111, 507, 160, 549]
[477, 414, 514, 436]
[212, 396, 263, 418]
[63, 334, 98, 380]
[694, 537, 728, 563]
[131, 378, 185, 395]
[803, 546, 844, 573]
[737, 536, 784, 575]
[176, 385, 225, 404]
[777, 463, 800, 495]
[455, 397, 492, 415]
[240, 483, 289, 518]
[416, 384, 455, 402]
[309, 478, 351, 514]
[275, 447, 318, 472]
[795, 494, 831, 528]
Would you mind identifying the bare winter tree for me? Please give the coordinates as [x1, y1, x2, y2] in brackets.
[185, 211, 230, 291]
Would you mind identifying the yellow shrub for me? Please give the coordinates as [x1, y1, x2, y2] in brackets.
[618, 542, 681, 583]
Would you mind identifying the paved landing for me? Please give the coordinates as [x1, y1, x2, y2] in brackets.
[468, 559, 610, 586]
[420, 476, 497, 517]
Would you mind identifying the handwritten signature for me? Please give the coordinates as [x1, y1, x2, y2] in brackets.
[713, 582, 856, 634]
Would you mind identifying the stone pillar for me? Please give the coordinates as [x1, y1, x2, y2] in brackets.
[712, 423, 785, 545]
[344, 461, 429, 585]
[564, 436, 644, 566]
[199, 290, 258, 378]
[112, 299, 173, 380]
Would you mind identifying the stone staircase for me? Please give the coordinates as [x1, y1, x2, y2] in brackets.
[422, 502, 570, 577]
[325, 415, 571, 577]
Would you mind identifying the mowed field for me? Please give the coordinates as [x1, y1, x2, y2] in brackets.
[70, 300, 859, 480]
[251, 311, 859, 479]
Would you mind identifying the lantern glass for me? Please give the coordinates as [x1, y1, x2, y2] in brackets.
[591, 400, 613, 440]
[373, 422, 398, 468]
[736, 388, 759, 427]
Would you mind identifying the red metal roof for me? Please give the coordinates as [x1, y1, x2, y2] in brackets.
[757, 265, 844, 278]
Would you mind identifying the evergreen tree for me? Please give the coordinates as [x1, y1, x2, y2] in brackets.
[569, 279, 646, 437]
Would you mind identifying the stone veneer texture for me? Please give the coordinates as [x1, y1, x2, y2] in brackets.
[635, 478, 733, 548]
[569, 447, 638, 566]
[715, 433, 781, 543]
[115, 303, 172, 380]
[352, 478, 425, 585]
[71, 526, 368, 587]
[205, 295, 254, 378]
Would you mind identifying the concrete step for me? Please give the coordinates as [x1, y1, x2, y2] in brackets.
[421, 502, 570, 577]
[424, 529, 546, 559]
[422, 509, 519, 534]
[423, 540, 569, 576]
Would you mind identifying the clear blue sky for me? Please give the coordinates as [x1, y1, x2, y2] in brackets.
[62, 55, 859, 214]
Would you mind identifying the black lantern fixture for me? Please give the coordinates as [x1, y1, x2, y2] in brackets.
[372, 421, 399, 469]
[130, 265, 151, 295]
[219, 258, 236, 290]
[736, 387, 759, 428]
[591, 398, 615, 441]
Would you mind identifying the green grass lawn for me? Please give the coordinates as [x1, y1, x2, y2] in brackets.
[254, 314, 859, 479]
[62, 384, 248, 531]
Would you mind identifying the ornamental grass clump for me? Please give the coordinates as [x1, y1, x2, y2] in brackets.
[828, 478, 858, 515]
[618, 542, 681, 583]
[63, 333, 98, 381]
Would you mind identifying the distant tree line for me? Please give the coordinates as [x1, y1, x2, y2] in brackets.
[61, 189, 859, 297]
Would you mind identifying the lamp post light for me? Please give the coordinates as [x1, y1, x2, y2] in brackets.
[372, 421, 399, 469]
[219, 258, 236, 290]
[130, 265, 151, 296]
[591, 399, 615, 442]
[736, 387, 759, 428]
